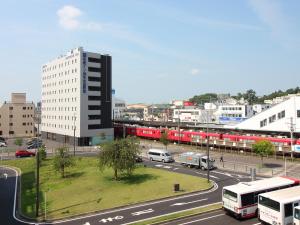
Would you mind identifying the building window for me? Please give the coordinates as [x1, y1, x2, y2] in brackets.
[9, 131, 14, 134]
[260, 119, 267, 128]
[88, 86, 101, 91]
[269, 114, 276, 123]
[9, 115, 13, 118]
[23, 107, 26, 110]
[88, 105, 101, 110]
[88, 57, 101, 63]
[297, 110, 300, 118]
[88, 115, 101, 120]
[9, 123, 13, 126]
[88, 96, 101, 101]
[88, 76, 101, 82]
[88, 124, 101, 129]
[9, 107, 13, 110]
[88, 67, 101, 72]
[278, 110, 285, 119]
[22, 122, 26, 126]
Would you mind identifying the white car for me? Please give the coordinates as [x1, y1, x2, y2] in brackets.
[0, 142, 7, 147]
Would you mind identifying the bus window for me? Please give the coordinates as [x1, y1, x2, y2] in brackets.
[223, 189, 237, 202]
[241, 193, 255, 206]
[284, 203, 293, 218]
[295, 208, 300, 220]
[259, 196, 280, 212]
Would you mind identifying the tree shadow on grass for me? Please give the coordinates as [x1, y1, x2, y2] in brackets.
[103, 173, 159, 185]
[64, 172, 84, 179]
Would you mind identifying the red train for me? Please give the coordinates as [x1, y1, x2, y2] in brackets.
[114, 124, 300, 153]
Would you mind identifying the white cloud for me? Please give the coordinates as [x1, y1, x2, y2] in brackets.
[57, 5, 82, 30]
[191, 68, 200, 75]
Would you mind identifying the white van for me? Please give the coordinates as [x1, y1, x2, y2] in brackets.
[148, 149, 174, 163]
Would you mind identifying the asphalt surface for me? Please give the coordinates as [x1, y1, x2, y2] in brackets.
[160, 209, 261, 225]
[0, 159, 252, 225]
[0, 167, 33, 225]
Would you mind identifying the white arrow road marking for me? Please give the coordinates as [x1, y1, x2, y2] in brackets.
[131, 208, 154, 216]
[83, 222, 91, 225]
[173, 168, 179, 171]
[155, 164, 163, 167]
[3, 173, 8, 179]
[171, 198, 208, 206]
[99, 216, 123, 223]
[163, 166, 171, 169]
[211, 171, 232, 177]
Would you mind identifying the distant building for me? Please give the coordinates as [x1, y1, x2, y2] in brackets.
[41, 47, 113, 146]
[112, 97, 126, 119]
[214, 104, 253, 125]
[0, 93, 35, 137]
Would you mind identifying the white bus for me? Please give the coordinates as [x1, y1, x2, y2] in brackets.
[258, 186, 300, 225]
[222, 176, 299, 219]
[294, 205, 300, 225]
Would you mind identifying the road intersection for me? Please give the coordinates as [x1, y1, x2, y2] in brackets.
[1, 160, 254, 225]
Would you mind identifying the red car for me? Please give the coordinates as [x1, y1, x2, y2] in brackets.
[15, 150, 36, 158]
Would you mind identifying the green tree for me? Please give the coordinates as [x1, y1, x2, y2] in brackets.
[98, 137, 140, 180]
[252, 140, 274, 165]
[14, 138, 23, 146]
[160, 130, 169, 149]
[189, 93, 218, 105]
[53, 147, 75, 178]
[38, 145, 47, 163]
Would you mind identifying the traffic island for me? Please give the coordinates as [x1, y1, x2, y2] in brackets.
[3, 157, 212, 221]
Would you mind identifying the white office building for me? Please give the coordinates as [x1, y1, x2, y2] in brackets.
[214, 104, 253, 124]
[41, 47, 113, 146]
[230, 95, 300, 133]
[112, 97, 126, 120]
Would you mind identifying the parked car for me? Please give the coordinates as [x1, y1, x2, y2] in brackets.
[15, 150, 36, 158]
[0, 142, 7, 147]
[27, 142, 43, 149]
[27, 139, 42, 146]
[135, 155, 143, 163]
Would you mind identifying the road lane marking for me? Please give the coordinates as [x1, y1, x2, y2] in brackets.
[163, 166, 171, 169]
[131, 208, 154, 216]
[195, 172, 219, 179]
[123, 202, 222, 225]
[171, 198, 208, 206]
[178, 213, 225, 225]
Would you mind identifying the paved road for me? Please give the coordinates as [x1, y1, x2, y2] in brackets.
[160, 209, 261, 225]
[0, 167, 36, 225]
[0, 160, 252, 225]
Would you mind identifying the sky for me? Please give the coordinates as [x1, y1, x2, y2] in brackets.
[0, 0, 300, 104]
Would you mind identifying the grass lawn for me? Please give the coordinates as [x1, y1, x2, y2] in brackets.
[3, 157, 212, 220]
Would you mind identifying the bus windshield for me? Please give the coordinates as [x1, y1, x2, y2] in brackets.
[259, 196, 280, 212]
[223, 189, 237, 202]
[295, 208, 300, 220]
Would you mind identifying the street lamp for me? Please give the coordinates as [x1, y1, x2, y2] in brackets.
[73, 114, 76, 156]
[206, 111, 210, 183]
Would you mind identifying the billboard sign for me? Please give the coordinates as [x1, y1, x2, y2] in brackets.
[293, 145, 300, 152]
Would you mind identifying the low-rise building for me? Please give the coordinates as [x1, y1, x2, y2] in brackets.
[0, 93, 35, 138]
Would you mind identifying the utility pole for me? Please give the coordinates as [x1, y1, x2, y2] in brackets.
[206, 112, 210, 183]
[287, 117, 295, 160]
[36, 150, 40, 217]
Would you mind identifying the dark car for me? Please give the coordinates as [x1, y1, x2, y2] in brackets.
[15, 150, 36, 158]
[135, 155, 143, 163]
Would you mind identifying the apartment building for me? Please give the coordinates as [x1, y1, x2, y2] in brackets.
[41, 47, 113, 146]
[0, 93, 35, 137]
